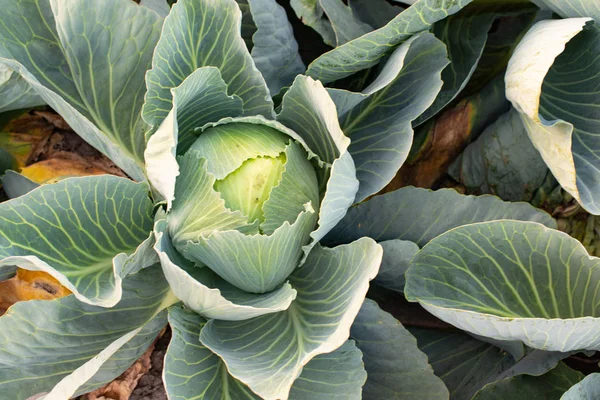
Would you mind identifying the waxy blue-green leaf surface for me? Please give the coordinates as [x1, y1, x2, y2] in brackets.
[348, 0, 404, 30]
[375, 239, 419, 293]
[449, 108, 549, 202]
[415, 2, 535, 125]
[319, 0, 373, 46]
[165, 306, 366, 400]
[325, 186, 556, 247]
[141, 0, 171, 17]
[0, 0, 162, 179]
[0, 64, 44, 113]
[533, 0, 600, 22]
[472, 362, 583, 399]
[182, 204, 316, 293]
[1, 170, 39, 199]
[145, 67, 244, 208]
[143, 0, 273, 127]
[0, 265, 174, 399]
[287, 340, 366, 400]
[561, 373, 600, 399]
[410, 327, 515, 400]
[0, 176, 155, 307]
[306, 0, 473, 84]
[199, 238, 382, 400]
[406, 220, 600, 352]
[506, 17, 600, 214]
[336, 32, 448, 202]
[277, 75, 359, 245]
[164, 306, 261, 399]
[247, 0, 305, 96]
[410, 327, 574, 400]
[350, 299, 449, 399]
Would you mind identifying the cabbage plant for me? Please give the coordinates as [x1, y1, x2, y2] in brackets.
[3, 0, 600, 399]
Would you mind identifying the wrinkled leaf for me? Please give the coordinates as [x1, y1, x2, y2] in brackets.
[375, 239, 419, 293]
[155, 218, 297, 320]
[289, 0, 335, 46]
[410, 327, 572, 400]
[0, 64, 44, 113]
[319, 0, 373, 46]
[0, 0, 163, 179]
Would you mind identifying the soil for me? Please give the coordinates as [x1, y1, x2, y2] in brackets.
[130, 331, 170, 400]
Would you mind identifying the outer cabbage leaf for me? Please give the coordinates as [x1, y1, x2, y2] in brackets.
[141, 0, 171, 17]
[406, 220, 600, 352]
[532, 1, 600, 22]
[374, 239, 419, 293]
[325, 186, 556, 247]
[287, 340, 366, 400]
[199, 238, 382, 400]
[348, 0, 404, 30]
[247, 0, 305, 96]
[562, 373, 600, 400]
[449, 108, 549, 202]
[0, 176, 156, 307]
[0, 265, 175, 399]
[506, 18, 600, 214]
[289, 0, 335, 46]
[415, 1, 536, 125]
[165, 306, 366, 400]
[319, 0, 373, 46]
[0, 64, 44, 113]
[237, 0, 258, 50]
[0, 0, 163, 180]
[306, 0, 473, 84]
[333, 32, 448, 202]
[143, 0, 273, 127]
[1, 170, 40, 199]
[351, 299, 449, 399]
[472, 362, 583, 399]
[410, 327, 574, 400]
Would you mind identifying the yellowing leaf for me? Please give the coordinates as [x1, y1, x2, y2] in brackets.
[20, 157, 110, 184]
[0, 269, 72, 315]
